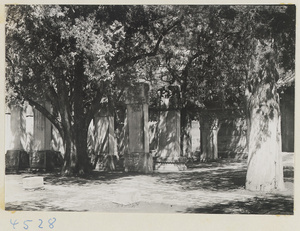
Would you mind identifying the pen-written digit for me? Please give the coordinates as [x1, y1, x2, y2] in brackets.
[38, 219, 44, 229]
[48, 218, 56, 229]
[23, 220, 32, 230]
[10, 219, 19, 229]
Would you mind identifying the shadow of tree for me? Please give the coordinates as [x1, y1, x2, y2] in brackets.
[42, 171, 145, 186]
[29, 159, 293, 190]
[156, 159, 293, 192]
[5, 198, 87, 212]
[6, 158, 294, 214]
[156, 168, 247, 191]
[184, 195, 293, 214]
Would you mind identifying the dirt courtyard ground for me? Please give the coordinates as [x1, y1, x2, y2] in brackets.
[5, 153, 294, 214]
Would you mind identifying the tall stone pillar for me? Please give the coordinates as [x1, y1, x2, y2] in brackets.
[94, 108, 115, 170]
[155, 86, 186, 172]
[33, 101, 51, 150]
[5, 105, 29, 172]
[5, 106, 11, 153]
[181, 112, 192, 158]
[10, 106, 25, 150]
[191, 120, 201, 159]
[30, 102, 64, 171]
[25, 105, 34, 136]
[199, 115, 220, 161]
[25, 104, 34, 152]
[124, 83, 153, 173]
[157, 110, 181, 161]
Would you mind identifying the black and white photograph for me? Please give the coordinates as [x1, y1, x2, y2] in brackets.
[3, 3, 296, 218]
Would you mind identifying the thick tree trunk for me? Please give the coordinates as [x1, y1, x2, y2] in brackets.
[245, 40, 284, 191]
[61, 54, 91, 175]
[62, 129, 77, 175]
[61, 125, 90, 175]
[200, 116, 220, 162]
[74, 126, 90, 174]
[245, 88, 284, 191]
[59, 96, 77, 175]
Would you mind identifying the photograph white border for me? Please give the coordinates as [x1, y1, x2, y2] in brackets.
[0, 1, 299, 230]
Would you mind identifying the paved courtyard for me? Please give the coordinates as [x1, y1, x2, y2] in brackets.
[5, 153, 294, 214]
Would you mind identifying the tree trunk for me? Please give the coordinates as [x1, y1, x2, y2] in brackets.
[62, 129, 77, 175]
[61, 54, 90, 175]
[59, 93, 76, 175]
[61, 125, 90, 175]
[74, 125, 90, 174]
[212, 120, 221, 160]
[245, 40, 284, 191]
[245, 90, 284, 191]
[200, 116, 220, 162]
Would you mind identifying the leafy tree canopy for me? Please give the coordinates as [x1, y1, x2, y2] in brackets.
[5, 5, 182, 174]
[145, 5, 295, 118]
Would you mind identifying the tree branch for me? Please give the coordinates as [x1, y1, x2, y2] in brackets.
[25, 97, 64, 137]
[112, 17, 182, 68]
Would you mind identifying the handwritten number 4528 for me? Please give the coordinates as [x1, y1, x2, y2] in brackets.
[10, 218, 56, 230]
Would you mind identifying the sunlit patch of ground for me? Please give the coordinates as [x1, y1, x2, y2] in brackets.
[5, 153, 294, 214]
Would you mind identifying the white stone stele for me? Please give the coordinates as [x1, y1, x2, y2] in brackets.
[112, 189, 141, 205]
[33, 102, 52, 150]
[23, 177, 44, 190]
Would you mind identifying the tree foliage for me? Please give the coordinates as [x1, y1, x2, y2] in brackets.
[145, 5, 295, 111]
[6, 5, 295, 182]
[6, 5, 182, 175]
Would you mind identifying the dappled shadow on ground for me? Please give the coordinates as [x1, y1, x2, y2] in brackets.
[157, 169, 246, 191]
[156, 160, 248, 191]
[5, 158, 294, 214]
[158, 159, 294, 192]
[31, 171, 144, 186]
[5, 198, 87, 212]
[31, 165, 247, 191]
[16, 159, 293, 191]
[185, 195, 294, 214]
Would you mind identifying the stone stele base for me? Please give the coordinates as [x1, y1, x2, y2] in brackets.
[5, 150, 29, 172]
[124, 152, 153, 173]
[154, 162, 187, 173]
